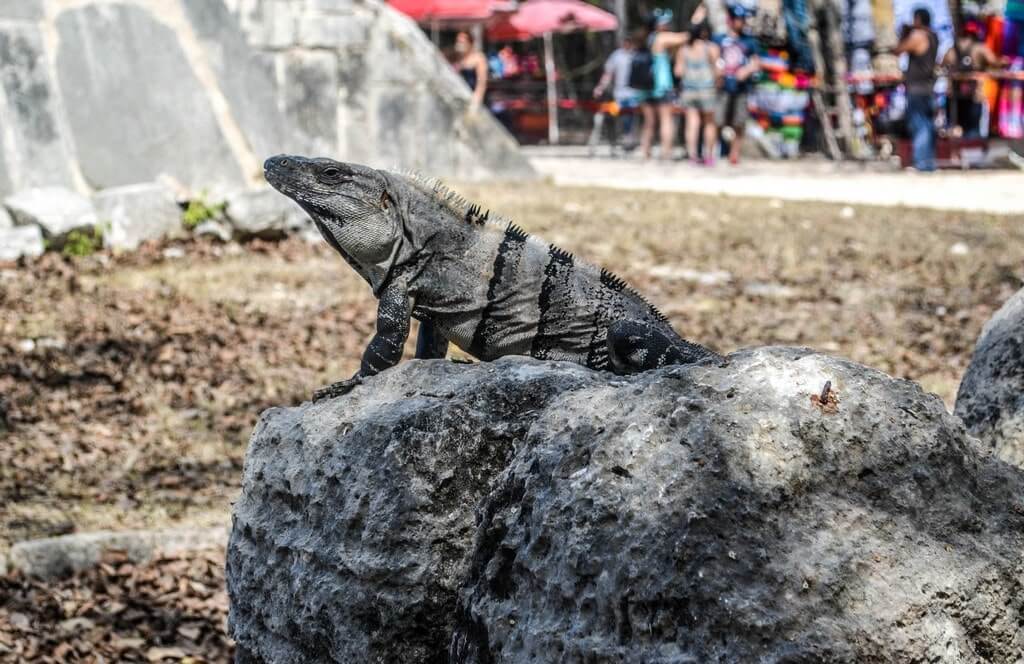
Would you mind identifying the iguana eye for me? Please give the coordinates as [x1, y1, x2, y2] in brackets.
[318, 166, 345, 183]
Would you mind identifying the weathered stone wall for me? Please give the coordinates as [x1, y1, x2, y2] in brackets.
[0, 0, 531, 200]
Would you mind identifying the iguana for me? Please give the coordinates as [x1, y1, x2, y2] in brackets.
[264, 155, 722, 400]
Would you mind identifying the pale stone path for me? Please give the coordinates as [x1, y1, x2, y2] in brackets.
[527, 149, 1024, 215]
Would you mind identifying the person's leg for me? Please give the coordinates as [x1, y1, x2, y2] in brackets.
[728, 93, 748, 165]
[685, 107, 700, 161]
[640, 102, 656, 158]
[619, 98, 636, 144]
[906, 94, 924, 168]
[907, 94, 933, 170]
[922, 96, 936, 171]
[658, 102, 676, 159]
[702, 110, 718, 164]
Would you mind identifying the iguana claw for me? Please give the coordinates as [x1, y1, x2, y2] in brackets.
[312, 375, 363, 401]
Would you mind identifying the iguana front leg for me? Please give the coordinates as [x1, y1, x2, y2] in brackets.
[414, 319, 449, 359]
[313, 281, 412, 401]
[607, 320, 721, 374]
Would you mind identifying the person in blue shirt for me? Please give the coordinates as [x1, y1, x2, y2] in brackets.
[714, 5, 760, 165]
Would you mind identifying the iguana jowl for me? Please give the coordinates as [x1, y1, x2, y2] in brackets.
[264, 155, 721, 400]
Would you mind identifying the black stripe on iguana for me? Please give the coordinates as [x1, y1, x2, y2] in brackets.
[469, 222, 529, 357]
[532, 245, 575, 360]
[584, 309, 610, 370]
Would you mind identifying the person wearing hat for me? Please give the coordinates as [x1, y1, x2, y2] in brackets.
[638, 6, 705, 159]
[714, 4, 760, 165]
[942, 19, 1005, 137]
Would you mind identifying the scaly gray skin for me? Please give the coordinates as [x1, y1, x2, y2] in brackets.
[264, 155, 722, 400]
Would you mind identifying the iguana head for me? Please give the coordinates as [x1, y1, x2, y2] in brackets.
[264, 155, 407, 289]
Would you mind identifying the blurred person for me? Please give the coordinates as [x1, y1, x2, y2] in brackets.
[895, 7, 939, 171]
[454, 31, 488, 114]
[593, 34, 641, 145]
[942, 20, 1004, 137]
[714, 5, 760, 165]
[676, 20, 720, 164]
[638, 9, 694, 159]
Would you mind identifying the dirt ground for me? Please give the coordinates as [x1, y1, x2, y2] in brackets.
[1, 182, 1022, 660]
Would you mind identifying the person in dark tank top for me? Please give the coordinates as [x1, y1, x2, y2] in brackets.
[453, 31, 488, 115]
[896, 7, 939, 171]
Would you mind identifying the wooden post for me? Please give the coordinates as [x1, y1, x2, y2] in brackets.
[821, 0, 863, 158]
[543, 31, 560, 144]
[614, 0, 627, 41]
[806, 3, 842, 159]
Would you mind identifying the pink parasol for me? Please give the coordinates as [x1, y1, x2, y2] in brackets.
[486, 0, 618, 41]
[388, 0, 498, 21]
[487, 0, 618, 144]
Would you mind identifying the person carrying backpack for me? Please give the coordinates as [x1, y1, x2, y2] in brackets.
[637, 8, 701, 159]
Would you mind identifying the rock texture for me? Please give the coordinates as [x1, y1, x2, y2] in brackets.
[956, 287, 1024, 468]
[0, 0, 531, 199]
[0, 225, 44, 262]
[4, 186, 96, 238]
[7, 527, 227, 580]
[94, 182, 183, 250]
[227, 349, 1024, 663]
[225, 187, 306, 239]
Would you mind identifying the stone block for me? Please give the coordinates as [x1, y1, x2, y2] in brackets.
[0, 224, 44, 261]
[305, 0, 358, 12]
[225, 187, 306, 239]
[297, 12, 371, 49]
[5, 186, 95, 237]
[180, 0, 290, 161]
[0, 1, 44, 22]
[193, 219, 233, 242]
[8, 528, 227, 579]
[54, 4, 244, 192]
[280, 50, 338, 154]
[93, 182, 183, 250]
[0, 20, 75, 195]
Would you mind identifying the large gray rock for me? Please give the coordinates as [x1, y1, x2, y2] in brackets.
[54, 3, 245, 192]
[227, 350, 1024, 663]
[956, 287, 1024, 468]
[0, 224, 44, 261]
[94, 182, 183, 250]
[5, 186, 96, 237]
[225, 187, 306, 239]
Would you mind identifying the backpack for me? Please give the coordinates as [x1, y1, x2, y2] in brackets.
[628, 48, 655, 92]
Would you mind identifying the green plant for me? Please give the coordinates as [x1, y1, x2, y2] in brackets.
[183, 192, 226, 230]
[62, 225, 105, 257]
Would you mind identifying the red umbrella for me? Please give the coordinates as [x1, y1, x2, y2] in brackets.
[388, 0, 498, 21]
[486, 0, 618, 41]
[487, 1, 618, 145]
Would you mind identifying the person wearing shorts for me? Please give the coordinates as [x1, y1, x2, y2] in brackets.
[676, 21, 720, 164]
[714, 5, 760, 164]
